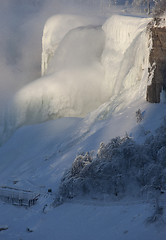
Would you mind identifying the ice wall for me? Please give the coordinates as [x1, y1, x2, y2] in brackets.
[41, 14, 103, 76]
[1, 14, 151, 144]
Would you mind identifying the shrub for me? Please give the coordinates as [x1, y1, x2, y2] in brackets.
[55, 120, 166, 203]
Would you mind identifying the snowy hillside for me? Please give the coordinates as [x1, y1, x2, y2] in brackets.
[0, 2, 166, 239]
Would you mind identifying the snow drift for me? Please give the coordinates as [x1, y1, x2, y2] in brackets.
[0, 14, 151, 143]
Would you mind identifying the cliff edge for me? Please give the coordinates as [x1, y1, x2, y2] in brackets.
[147, 17, 166, 103]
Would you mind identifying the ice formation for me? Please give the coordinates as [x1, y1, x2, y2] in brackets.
[102, 15, 151, 98]
[41, 14, 103, 76]
[1, 14, 151, 143]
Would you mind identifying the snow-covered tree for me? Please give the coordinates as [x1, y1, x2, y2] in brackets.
[55, 118, 166, 205]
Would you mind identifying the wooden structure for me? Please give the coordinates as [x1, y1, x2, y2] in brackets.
[0, 186, 40, 207]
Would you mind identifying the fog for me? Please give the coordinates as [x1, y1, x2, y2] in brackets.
[0, 0, 110, 108]
[0, 1, 44, 109]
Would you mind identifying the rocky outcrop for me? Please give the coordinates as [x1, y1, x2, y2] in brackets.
[0, 226, 8, 231]
[147, 19, 166, 103]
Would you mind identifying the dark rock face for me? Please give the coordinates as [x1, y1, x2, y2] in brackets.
[147, 24, 166, 103]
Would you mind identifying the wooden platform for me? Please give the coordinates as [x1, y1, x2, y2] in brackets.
[0, 186, 40, 207]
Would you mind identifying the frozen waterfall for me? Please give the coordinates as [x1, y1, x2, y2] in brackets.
[0, 14, 151, 144]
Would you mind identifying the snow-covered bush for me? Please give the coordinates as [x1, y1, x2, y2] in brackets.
[55, 121, 166, 204]
[71, 152, 93, 176]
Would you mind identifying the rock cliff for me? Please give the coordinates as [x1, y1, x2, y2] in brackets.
[147, 18, 166, 103]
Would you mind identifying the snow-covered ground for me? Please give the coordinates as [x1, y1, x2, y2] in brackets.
[0, 1, 166, 240]
[1, 199, 166, 240]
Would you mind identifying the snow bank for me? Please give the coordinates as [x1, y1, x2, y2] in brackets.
[1, 14, 152, 143]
